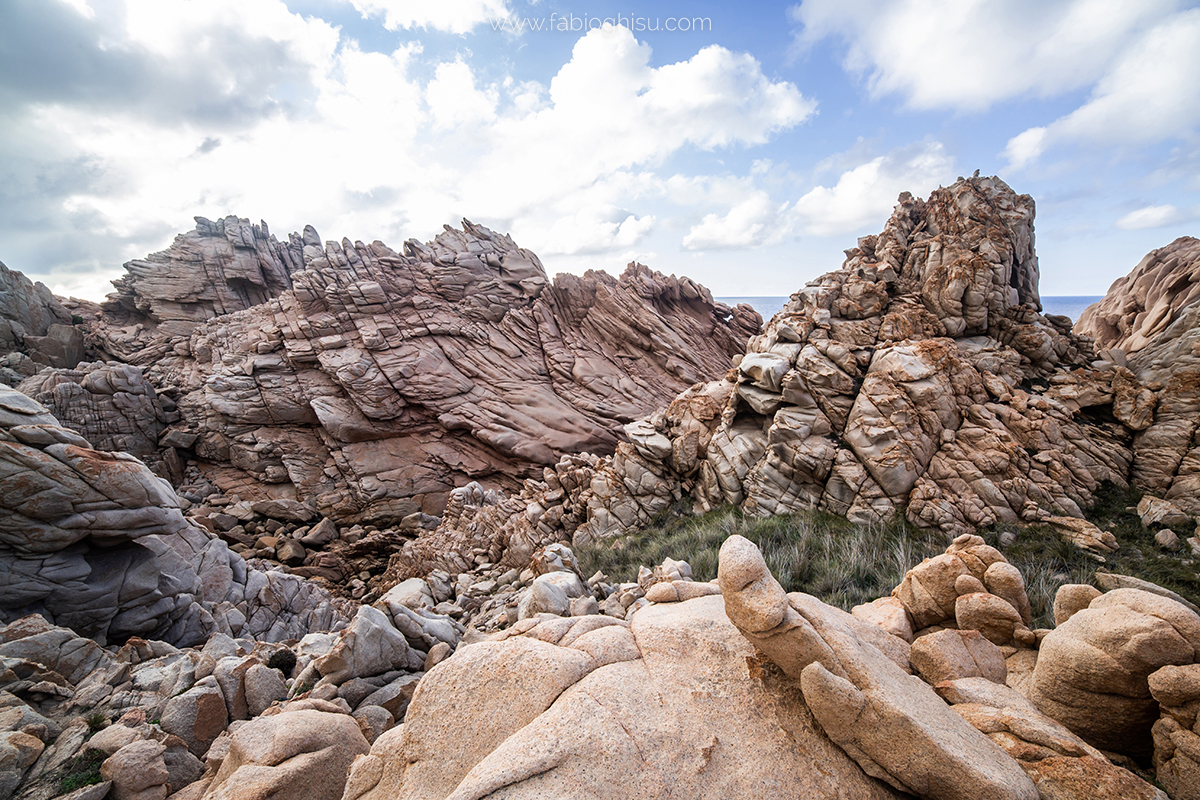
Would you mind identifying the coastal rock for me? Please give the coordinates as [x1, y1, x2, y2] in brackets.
[1030, 588, 1200, 758]
[81, 218, 755, 525]
[342, 596, 906, 800]
[0, 386, 354, 646]
[18, 361, 179, 481]
[0, 260, 84, 382]
[394, 176, 1157, 576]
[718, 534, 1036, 800]
[1076, 236, 1200, 358]
[197, 710, 368, 800]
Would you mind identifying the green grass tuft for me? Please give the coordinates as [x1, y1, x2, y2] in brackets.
[59, 748, 106, 794]
[576, 481, 1200, 631]
[577, 505, 946, 613]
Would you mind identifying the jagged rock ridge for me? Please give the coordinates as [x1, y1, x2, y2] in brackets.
[391, 175, 1177, 578]
[76, 218, 757, 523]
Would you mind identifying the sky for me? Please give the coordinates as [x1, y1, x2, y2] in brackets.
[2, 0, 1199, 301]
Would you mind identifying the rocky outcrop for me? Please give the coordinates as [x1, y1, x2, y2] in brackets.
[80, 218, 756, 524]
[342, 596, 907, 800]
[390, 175, 1157, 577]
[1076, 237, 1200, 519]
[1076, 237, 1200, 361]
[91, 215, 303, 365]
[17, 362, 183, 483]
[0, 260, 85, 384]
[0, 384, 352, 647]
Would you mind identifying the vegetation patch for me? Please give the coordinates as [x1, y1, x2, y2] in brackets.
[577, 504, 945, 613]
[266, 649, 297, 676]
[577, 482, 1200, 631]
[58, 748, 106, 795]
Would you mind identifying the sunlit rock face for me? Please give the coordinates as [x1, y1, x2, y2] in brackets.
[1076, 235, 1200, 517]
[80, 217, 757, 523]
[395, 174, 1192, 578]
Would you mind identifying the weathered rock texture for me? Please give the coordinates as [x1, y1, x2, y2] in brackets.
[391, 175, 1164, 578]
[0, 385, 352, 646]
[342, 596, 907, 800]
[81, 218, 756, 523]
[1076, 237, 1200, 519]
[0, 260, 85, 384]
[17, 362, 182, 482]
[1077, 237, 1200, 362]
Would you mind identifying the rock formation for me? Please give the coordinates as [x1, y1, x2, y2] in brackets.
[2, 527, 1191, 799]
[0, 385, 353, 647]
[390, 175, 1167, 578]
[1076, 237, 1200, 360]
[0, 261, 85, 385]
[76, 218, 756, 523]
[1076, 237, 1200, 518]
[17, 362, 182, 483]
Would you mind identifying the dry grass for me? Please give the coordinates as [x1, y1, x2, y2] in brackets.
[576, 505, 946, 613]
[576, 482, 1200, 629]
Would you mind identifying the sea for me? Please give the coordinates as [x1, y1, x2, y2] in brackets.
[717, 296, 1104, 326]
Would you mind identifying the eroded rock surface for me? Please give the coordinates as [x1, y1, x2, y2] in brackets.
[0, 260, 85, 384]
[393, 175, 1160, 578]
[0, 385, 352, 646]
[80, 218, 755, 524]
[342, 597, 905, 800]
[1076, 236, 1200, 361]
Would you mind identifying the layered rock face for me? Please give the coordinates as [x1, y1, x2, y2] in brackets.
[0, 385, 352, 647]
[81, 218, 756, 523]
[0, 260, 85, 384]
[391, 175, 1156, 577]
[1076, 237, 1200, 360]
[1075, 237, 1200, 518]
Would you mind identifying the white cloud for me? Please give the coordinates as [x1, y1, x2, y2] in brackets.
[1002, 127, 1048, 170]
[57, 0, 95, 19]
[792, 142, 955, 237]
[529, 206, 656, 255]
[426, 60, 498, 130]
[345, 0, 510, 34]
[2, 10, 814, 296]
[791, 0, 1178, 111]
[683, 193, 787, 250]
[1115, 204, 1189, 230]
[1005, 9, 1200, 167]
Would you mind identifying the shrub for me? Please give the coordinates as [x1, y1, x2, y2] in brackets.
[267, 649, 297, 676]
[576, 481, 1200, 631]
[59, 748, 106, 794]
[576, 505, 945, 613]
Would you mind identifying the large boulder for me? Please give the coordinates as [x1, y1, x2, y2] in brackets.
[197, 709, 369, 800]
[1030, 588, 1200, 757]
[343, 597, 908, 800]
[718, 534, 1037, 800]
